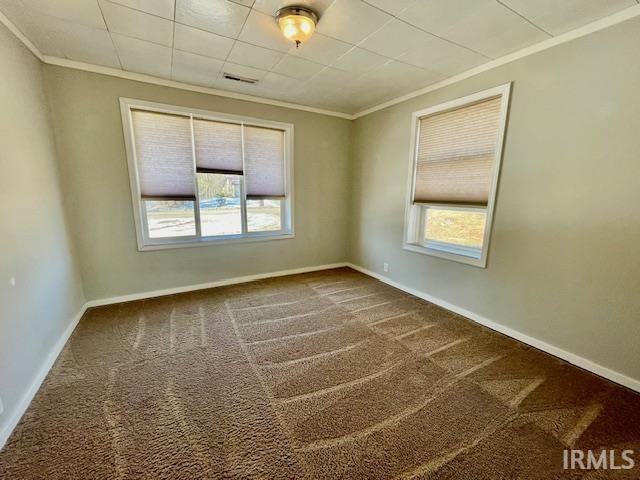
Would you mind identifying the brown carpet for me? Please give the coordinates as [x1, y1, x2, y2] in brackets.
[1, 267, 639, 479]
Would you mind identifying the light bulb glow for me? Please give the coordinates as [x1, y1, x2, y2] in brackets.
[276, 7, 318, 46]
[282, 21, 299, 39]
[300, 21, 312, 34]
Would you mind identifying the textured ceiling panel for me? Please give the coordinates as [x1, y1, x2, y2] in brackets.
[0, 0, 637, 114]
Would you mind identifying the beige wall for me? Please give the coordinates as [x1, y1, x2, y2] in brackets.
[350, 17, 640, 381]
[0, 23, 85, 438]
[44, 66, 352, 301]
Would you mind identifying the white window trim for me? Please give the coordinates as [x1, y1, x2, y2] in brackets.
[119, 98, 295, 251]
[403, 83, 512, 268]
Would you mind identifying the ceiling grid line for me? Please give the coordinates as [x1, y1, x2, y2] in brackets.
[361, 0, 491, 60]
[495, 0, 553, 37]
[1, 0, 639, 116]
[96, 0, 123, 69]
[169, 6, 176, 84]
[212, 3, 253, 85]
[80, 0, 487, 94]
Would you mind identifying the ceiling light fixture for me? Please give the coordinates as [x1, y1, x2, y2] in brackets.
[275, 5, 318, 48]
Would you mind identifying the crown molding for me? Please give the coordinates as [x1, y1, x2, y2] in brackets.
[0, 10, 353, 119]
[42, 56, 355, 120]
[2, 3, 640, 121]
[351, 4, 640, 119]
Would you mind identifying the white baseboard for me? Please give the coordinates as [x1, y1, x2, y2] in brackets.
[86, 262, 349, 308]
[1, 262, 349, 450]
[0, 303, 88, 449]
[347, 263, 640, 393]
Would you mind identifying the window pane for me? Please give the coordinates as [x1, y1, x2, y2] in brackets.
[198, 173, 242, 236]
[247, 199, 282, 232]
[145, 200, 196, 238]
[424, 208, 486, 248]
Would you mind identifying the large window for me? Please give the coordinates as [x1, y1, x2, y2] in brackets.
[121, 99, 293, 250]
[404, 84, 511, 267]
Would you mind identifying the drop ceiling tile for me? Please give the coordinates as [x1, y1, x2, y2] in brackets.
[108, 0, 175, 19]
[18, 0, 106, 29]
[0, 2, 120, 65]
[499, 0, 636, 36]
[358, 18, 434, 59]
[237, 9, 293, 52]
[252, 0, 335, 17]
[300, 91, 357, 113]
[398, 0, 549, 58]
[287, 33, 351, 65]
[99, 0, 173, 47]
[294, 87, 335, 108]
[363, 0, 416, 16]
[57, 23, 121, 68]
[221, 61, 268, 80]
[260, 86, 310, 104]
[308, 66, 359, 88]
[231, 0, 255, 7]
[331, 46, 388, 74]
[175, 0, 250, 38]
[6, 0, 632, 116]
[316, 0, 392, 45]
[112, 33, 172, 77]
[226, 41, 284, 70]
[174, 23, 234, 60]
[0, 1, 65, 56]
[258, 71, 304, 92]
[397, 34, 488, 76]
[0, 0, 23, 17]
[271, 54, 325, 80]
[363, 60, 442, 88]
[344, 79, 397, 108]
[398, 0, 491, 37]
[355, 73, 432, 106]
[172, 49, 224, 86]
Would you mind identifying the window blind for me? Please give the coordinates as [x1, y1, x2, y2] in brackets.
[193, 119, 243, 175]
[131, 110, 196, 200]
[244, 126, 285, 199]
[413, 96, 502, 206]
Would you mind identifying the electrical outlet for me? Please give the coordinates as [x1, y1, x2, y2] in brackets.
[383, 262, 389, 273]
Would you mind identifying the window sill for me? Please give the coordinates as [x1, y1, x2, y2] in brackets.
[402, 242, 487, 268]
[139, 232, 295, 252]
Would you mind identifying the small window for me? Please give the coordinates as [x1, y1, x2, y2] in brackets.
[404, 84, 511, 267]
[120, 99, 294, 250]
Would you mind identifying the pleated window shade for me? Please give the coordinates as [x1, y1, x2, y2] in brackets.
[193, 119, 243, 175]
[413, 96, 502, 206]
[244, 126, 285, 199]
[131, 110, 196, 200]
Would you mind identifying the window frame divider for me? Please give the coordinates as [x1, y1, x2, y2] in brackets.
[239, 123, 249, 235]
[190, 115, 203, 239]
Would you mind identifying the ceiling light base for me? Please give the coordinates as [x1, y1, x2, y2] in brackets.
[275, 6, 319, 47]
